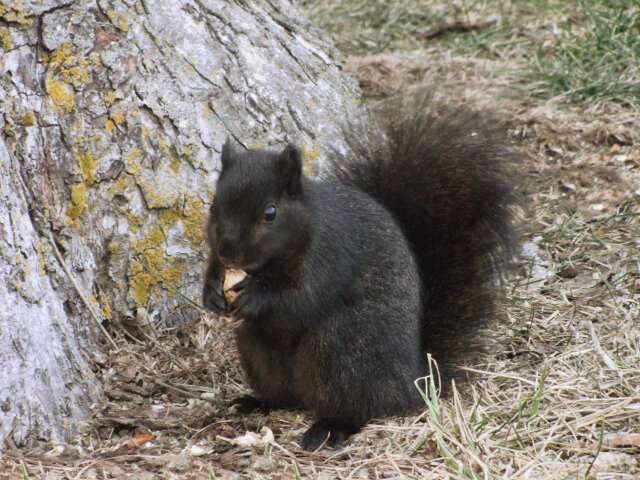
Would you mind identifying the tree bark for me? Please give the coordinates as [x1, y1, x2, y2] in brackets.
[0, 0, 359, 447]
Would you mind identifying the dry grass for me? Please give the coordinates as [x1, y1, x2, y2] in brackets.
[2, 1, 640, 479]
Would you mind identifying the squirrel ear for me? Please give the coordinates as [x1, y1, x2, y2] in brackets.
[278, 144, 303, 198]
[221, 137, 236, 170]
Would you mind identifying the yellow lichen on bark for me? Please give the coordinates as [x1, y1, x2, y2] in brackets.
[47, 43, 91, 95]
[104, 91, 117, 107]
[78, 150, 97, 185]
[124, 209, 143, 229]
[169, 147, 181, 174]
[107, 9, 130, 33]
[99, 293, 113, 321]
[19, 111, 36, 127]
[61, 62, 90, 88]
[156, 195, 207, 247]
[158, 208, 181, 225]
[0, 27, 13, 50]
[124, 191, 208, 307]
[170, 155, 181, 174]
[130, 225, 165, 306]
[45, 75, 75, 114]
[49, 43, 73, 66]
[109, 175, 128, 195]
[67, 183, 87, 227]
[111, 112, 126, 125]
[133, 225, 165, 274]
[160, 263, 185, 289]
[126, 147, 143, 175]
[158, 139, 181, 174]
[130, 260, 153, 305]
[128, 224, 186, 306]
[0, 3, 34, 27]
[182, 197, 206, 246]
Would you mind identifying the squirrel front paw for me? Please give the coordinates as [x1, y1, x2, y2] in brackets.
[229, 287, 268, 320]
[202, 282, 227, 314]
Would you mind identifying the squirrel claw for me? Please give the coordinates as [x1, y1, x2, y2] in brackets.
[202, 285, 227, 315]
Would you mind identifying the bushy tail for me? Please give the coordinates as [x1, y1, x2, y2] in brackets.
[330, 90, 522, 385]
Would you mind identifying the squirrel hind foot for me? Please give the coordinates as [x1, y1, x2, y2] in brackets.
[301, 418, 363, 451]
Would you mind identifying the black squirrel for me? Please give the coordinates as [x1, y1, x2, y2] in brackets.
[202, 91, 521, 450]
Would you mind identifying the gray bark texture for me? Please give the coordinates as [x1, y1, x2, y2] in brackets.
[0, 0, 359, 447]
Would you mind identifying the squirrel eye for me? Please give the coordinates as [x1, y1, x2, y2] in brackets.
[264, 204, 277, 222]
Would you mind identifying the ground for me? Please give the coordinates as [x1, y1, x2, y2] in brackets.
[2, 1, 639, 479]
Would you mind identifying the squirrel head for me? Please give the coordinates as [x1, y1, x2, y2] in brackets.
[208, 139, 311, 275]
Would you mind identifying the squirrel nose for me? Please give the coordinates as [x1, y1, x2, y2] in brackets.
[218, 238, 239, 264]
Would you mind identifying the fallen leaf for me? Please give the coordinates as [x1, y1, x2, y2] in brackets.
[219, 427, 275, 450]
[126, 431, 155, 450]
[557, 265, 578, 279]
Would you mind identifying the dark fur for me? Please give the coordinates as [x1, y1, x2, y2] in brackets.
[202, 92, 521, 450]
[331, 92, 522, 384]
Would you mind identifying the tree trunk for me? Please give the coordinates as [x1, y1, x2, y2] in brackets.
[0, 0, 359, 447]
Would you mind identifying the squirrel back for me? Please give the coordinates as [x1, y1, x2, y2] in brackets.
[329, 91, 521, 383]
